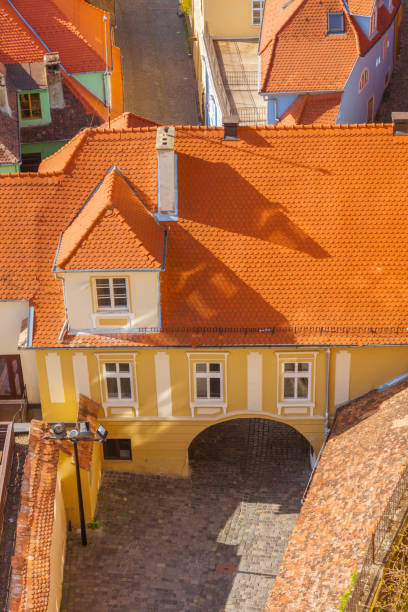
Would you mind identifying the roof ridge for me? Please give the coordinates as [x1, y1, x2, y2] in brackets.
[38, 128, 90, 175]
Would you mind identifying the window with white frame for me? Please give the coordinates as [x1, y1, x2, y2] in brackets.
[103, 362, 133, 400]
[252, 0, 264, 25]
[95, 277, 129, 310]
[282, 362, 311, 401]
[194, 362, 223, 401]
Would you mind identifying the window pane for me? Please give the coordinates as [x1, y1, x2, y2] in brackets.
[298, 363, 310, 372]
[284, 363, 295, 372]
[120, 377, 132, 399]
[328, 12, 344, 31]
[19, 94, 30, 118]
[284, 377, 295, 398]
[209, 363, 220, 372]
[96, 279, 109, 287]
[105, 363, 117, 372]
[30, 93, 42, 118]
[104, 439, 132, 460]
[119, 363, 130, 372]
[196, 363, 207, 373]
[106, 377, 118, 398]
[297, 377, 309, 398]
[114, 297, 128, 308]
[113, 278, 126, 287]
[209, 377, 221, 398]
[196, 377, 207, 398]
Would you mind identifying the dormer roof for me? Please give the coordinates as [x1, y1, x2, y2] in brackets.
[55, 167, 166, 271]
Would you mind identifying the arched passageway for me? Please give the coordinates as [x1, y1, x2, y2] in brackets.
[62, 418, 312, 612]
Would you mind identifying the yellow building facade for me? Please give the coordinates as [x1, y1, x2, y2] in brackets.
[35, 344, 408, 478]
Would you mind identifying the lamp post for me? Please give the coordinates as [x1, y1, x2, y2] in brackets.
[45, 421, 108, 546]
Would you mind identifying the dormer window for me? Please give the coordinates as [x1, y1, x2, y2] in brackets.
[369, 7, 378, 36]
[327, 12, 345, 34]
[95, 278, 129, 311]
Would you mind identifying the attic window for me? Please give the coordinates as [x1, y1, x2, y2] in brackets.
[95, 278, 129, 310]
[327, 12, 345, 34]
[19, 92, 42, 120]
[369, 7, 378, 35]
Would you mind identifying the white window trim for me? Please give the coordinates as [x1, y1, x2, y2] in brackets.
[104, 362, 134, 401]
[251, 0, 264, 26]
[187, 353, 228, 416]
[276, 352, 317, 415]
[282, 362, 312, 402]
[96, 353, 138, 416]
[193, 362, 224, 403]
[95, 277, 130, 312]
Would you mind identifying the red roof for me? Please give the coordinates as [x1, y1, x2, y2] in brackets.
[260, 0, 400, 93]
[279, 93, 342, 125]
[0, 0, 104, 73]
[57, 167, 165, 270]
[1, 118, 408, 348]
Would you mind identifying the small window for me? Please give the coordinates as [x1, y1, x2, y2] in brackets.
[282, 362, 311, 401]
[194, 362, 222, 401]
[383, 37, 388, 61]
[369, 7, 378, 36]
[103, 439, 132, 460]
[385, 68, 391, 87]
[95, 277, 129, 310]
[104, 362, 133, 401]
[19, 92, 42, 120]
[21, 152, 42, 173]
[327, 12, 345, 34]
[252, 0, 265, 25]
[359, 68, 369, 92]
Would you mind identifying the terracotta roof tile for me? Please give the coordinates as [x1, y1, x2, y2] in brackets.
[348, 0, 375, 16]
[279, 93, 342, 124]
[265, 377, 408, 611]
[0, 0, 44, 65]
[56, 167, 165, 270]
[103, 112, 160, 129]
[1, 118, 408, 347]
[260, 0, 400, 93]
[8, 421, 59, 612]
[10, 0, 105, 73]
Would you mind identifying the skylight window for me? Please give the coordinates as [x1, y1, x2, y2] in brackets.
[327, 12, 345, 34]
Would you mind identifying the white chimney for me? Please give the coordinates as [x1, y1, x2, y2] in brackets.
[156, 126, 176, 215]
[44, 52, 65, 109]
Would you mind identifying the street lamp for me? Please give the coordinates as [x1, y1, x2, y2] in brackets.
[45, 421, 108, 546]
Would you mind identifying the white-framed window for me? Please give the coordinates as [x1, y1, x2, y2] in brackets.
[359, 68, 369, 92]
[95, 277, 129, 311]
[252, 0, 265, 26]
[103, 362, 133, 401]
[327, 12, 345, 34]
[369, 7, 378, 36]
[282, 362, 312, 401]
[194, 362, 223, 401]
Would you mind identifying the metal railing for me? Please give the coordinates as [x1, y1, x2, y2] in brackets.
[225, 70, 259, 88]
[202, 23, 232, 119]
[237, 106, 267, 125]
[345, 465, 408, 610]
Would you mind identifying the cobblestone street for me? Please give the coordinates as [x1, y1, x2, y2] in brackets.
[62, 419, 311, 611]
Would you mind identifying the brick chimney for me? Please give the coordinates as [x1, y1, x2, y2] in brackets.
[392, 112, 408, 135]
[156, 126, 176, 215]
[44, 52, 64, 109]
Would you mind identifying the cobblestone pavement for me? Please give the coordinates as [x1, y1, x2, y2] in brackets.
[377, 0, 408, 121]
[114, 0, 200, 125]
[0, 436, 28, 612]
[62, 419, 311, 612]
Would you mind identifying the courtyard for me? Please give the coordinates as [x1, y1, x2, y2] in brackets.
[62, 419, 311, 612]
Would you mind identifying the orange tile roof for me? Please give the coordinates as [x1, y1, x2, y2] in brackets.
[348, 0, 375, 16]
[56, 167, 165, 270]
[104, 112, 160, 129]
[279, 93, 342, 124]
[265, 376, 408, 611]
[0, 0, 44, 65]
[8, 421, 59, 612]
[10, 0, 105, 73]
[2, 118, 408, 347]
[260, 0, 400, 93]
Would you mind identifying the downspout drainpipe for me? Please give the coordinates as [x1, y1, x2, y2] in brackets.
[302, 347, 331, 504]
